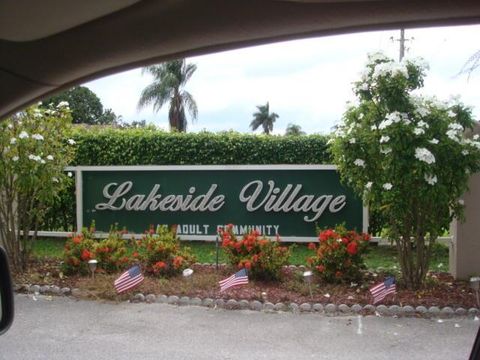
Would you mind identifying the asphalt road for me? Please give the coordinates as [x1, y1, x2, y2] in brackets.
[0, 294, 478, 360]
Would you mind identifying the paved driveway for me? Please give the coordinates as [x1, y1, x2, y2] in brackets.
[0, 294, 478, 360]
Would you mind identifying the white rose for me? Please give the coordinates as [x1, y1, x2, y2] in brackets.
[383, 183, 393, 190]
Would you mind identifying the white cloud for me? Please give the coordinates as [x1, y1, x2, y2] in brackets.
[84, 24, 480, 134]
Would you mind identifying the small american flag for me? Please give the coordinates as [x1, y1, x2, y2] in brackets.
[219, 268, 249, 292]
[369, 276, 396, 304]
[114, 265, 145, 294]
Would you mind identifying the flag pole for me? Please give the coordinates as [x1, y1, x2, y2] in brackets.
[215, 234, 219, 271]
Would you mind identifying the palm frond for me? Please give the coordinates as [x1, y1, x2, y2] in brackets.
[182, 91, 198, 121]
[137, 82, 173, 112]
[183, 63, 197, 84]
[457, 50, 480, 80]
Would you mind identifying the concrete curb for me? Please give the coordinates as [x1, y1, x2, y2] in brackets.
[17, 283, 480, 318]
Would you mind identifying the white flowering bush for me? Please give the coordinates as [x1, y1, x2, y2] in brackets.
[0, 103, 76, 271]
[330, 52, 480, 289]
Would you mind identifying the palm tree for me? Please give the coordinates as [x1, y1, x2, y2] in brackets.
[250, 102, 279, 135]
[138, 59, 197, 132]
[285, 123, 305, 136]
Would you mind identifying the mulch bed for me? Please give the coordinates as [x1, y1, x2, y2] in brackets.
[13, 258, 479, 309]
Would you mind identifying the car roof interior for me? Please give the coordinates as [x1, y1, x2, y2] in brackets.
[1, 0, 480, 119]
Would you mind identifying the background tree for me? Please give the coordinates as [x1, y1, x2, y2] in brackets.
[330, 52, 480, 289]
[285, 123, 305, 136]
[138, 59, 198, 132]
[250, 102, 279, 135]
[42, 86, 118, 125]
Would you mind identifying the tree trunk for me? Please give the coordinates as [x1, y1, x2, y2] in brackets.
[396, 233, 434, 290]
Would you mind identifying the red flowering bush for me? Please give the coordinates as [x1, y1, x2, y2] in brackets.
[94, 228, 131, 273]
[307, 225, 370, 283]
[133, 225, 195, 277]
[62, 229, 96, 275]
[63, 222, 133, 274]
[219, 224, 291, 281]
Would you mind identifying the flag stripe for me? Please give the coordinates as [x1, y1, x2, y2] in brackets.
[219, 274, 235, 286]
[219, 277, 246, 287]
[219, 269, 249, 292]
[369, 277, 396, 304]
[220, 278, 248, 291]
[116, 275, 144, 293]
[116, 275, 143, 292]
[114, 265, 145, 294]
[220, 279, 248, 292]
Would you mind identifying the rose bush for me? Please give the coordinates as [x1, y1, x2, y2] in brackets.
[329, 52, 480, 288]
[307, 226, 370, 283]
[219, 224, 291, 281]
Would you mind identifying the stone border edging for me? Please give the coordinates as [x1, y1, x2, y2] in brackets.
[14, 283, 480, 319]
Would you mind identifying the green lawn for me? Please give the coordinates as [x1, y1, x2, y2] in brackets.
[32, 238, 449, 272]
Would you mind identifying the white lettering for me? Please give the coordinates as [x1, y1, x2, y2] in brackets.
[238, 180, 348, 223]
[95, 181, 133, 210]
[239, 180, 274, 212]
[329, 195, 346, 213]
[95, 182, 225, 213]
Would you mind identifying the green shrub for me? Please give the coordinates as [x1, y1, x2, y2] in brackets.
[134, 225, 195, 277]
[71, 128, 331, 166]
[94, 227, 131, 273]
[219, 225, 291, 281]
[307, 225, 370, 283]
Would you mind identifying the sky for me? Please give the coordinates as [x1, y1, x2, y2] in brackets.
[84, 24, 480, 135]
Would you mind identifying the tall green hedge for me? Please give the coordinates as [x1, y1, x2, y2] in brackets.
[42, 127, 332, 231]
[71, 127, 331, 165]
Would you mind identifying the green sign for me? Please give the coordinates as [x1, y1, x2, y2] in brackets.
[77, 165, 364, 241]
